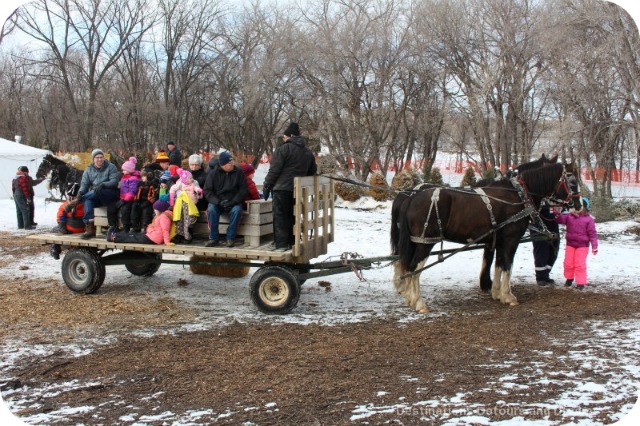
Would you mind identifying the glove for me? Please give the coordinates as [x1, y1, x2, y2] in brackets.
[26, 199, 31, 206]
[263, 184, 272, 200]
[592, 249, 598, 255]
[93, 183, 104, 195]
[220, 200, 232, 212]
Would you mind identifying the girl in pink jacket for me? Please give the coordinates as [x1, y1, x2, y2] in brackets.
[108, 200, 174, 246]
[554, 197, 599, 289]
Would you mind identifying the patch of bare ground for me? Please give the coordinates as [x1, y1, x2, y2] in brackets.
[3, 275, 639, 424]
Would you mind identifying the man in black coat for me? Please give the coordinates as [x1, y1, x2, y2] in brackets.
[203, 151, 248, 247]
[263, 122, 317, 251]
[167, 141, 182, 166]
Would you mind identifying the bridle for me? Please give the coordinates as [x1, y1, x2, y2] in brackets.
[548, 166, 581, 208]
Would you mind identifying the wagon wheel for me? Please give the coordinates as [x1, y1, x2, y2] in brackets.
[264, 261, 310, 286]
[61, 248, 106, 294]
[250, 266, 301, 314]
[123, 251, 162, 277]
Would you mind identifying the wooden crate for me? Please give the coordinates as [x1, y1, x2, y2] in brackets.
[192, 200, 273, 247]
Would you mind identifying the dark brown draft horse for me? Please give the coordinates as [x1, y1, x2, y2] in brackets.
[393, 162, 580, 313]
[390, 155, 558, 257]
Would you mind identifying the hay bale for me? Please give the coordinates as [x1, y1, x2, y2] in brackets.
[368, 172, 390, 201]
[189, 255, 250, 277]
[335, 173, 366, 201]
[391, 170, 417, 191]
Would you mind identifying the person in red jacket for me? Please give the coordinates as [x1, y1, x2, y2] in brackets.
[554, 197, 599, 289]
[241, 162, 261, 209]
[54, 201, 86, 234]
[12, 166, 44, 230]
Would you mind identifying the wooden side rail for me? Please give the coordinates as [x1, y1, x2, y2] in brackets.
[95, 200, 274, 247]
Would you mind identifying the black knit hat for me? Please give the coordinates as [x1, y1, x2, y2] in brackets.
[18, 166, 29, 173]
[283, 122, 300, 136]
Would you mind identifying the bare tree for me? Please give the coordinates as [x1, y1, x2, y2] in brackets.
[298, 0, 413, 180]
[546, 0, 637, 199]
[154, 0, 224, 151]
[14, 0, 152, 150]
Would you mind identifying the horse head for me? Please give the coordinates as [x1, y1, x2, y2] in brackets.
[555, 161, 583, 210]
[517, 162, 581, 209]
[36, 154, 54, 179]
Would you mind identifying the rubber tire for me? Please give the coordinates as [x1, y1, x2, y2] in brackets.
[264, 261, 309, 286]
[61, 248, 106, 294]
[123, 252, 162, 277]
[250, 266, 301, 314]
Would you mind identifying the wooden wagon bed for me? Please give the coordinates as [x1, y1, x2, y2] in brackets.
[26, 176, 335, 314]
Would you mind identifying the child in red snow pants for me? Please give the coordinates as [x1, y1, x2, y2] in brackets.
[563, 245, 590, 285]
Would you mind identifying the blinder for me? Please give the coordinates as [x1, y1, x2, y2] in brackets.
[549, 166, 581, 208]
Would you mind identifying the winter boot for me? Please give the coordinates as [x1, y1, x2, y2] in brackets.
[54, 222, 70, 234]
[565, 279, 574, 287]
[49, 244, 62, 260]
[81, 221, 96, 239]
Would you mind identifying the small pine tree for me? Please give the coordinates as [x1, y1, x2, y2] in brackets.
[407, 167, 423, 186]
[422, 162, 433, 183]
[481, 168, 497, 180]
[427, 167, 444, 186]
[460, 166, 477, 187]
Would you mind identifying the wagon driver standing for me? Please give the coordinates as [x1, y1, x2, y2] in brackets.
[262, 122, 317, 251]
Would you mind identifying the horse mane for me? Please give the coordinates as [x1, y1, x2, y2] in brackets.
[518, 163, 562, 198]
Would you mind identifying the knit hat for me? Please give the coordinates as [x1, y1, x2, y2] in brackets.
[178, 168, 193, 184]
[160, 170, 171, 183]
[169, 165, 179, 176]
[582, 197, 590, 211]
[167, 141, 176, 148]
[18, 166, 29, 173]
[188, 154, 203, 165]
[91, 148, 104, 159]
[283, 122, 300, 136]
[155, 150, 170, 163]
[241, 163, 255, 176]
[153, 200, 170, 212]
[219, 151, 233, 166]
[122, 156, 137, 173]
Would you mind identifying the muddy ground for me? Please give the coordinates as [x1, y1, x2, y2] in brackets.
[1, 232, 639, 424]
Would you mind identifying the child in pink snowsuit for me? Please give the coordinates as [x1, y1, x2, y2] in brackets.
[554, 197, 599, 289]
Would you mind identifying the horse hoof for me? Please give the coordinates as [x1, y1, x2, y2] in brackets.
[502, 296, 518, 306]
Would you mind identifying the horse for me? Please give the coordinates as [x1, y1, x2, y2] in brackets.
[392, 162, 580, 313]
[390, 154, 558, 259]
[36, 154, 84, 200]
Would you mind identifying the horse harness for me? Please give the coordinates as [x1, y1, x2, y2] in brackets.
[410, 176, 539, 246]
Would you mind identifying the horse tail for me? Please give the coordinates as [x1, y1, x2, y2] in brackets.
[397, 200, 416, 272]
[390, 193, 407, 255]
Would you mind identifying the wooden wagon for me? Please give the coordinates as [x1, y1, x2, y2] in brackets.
[28, 176, 338, 314]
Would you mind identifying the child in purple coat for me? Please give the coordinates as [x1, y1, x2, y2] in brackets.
[554, 197, 599, 289]
[118, 157, 141, 232]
